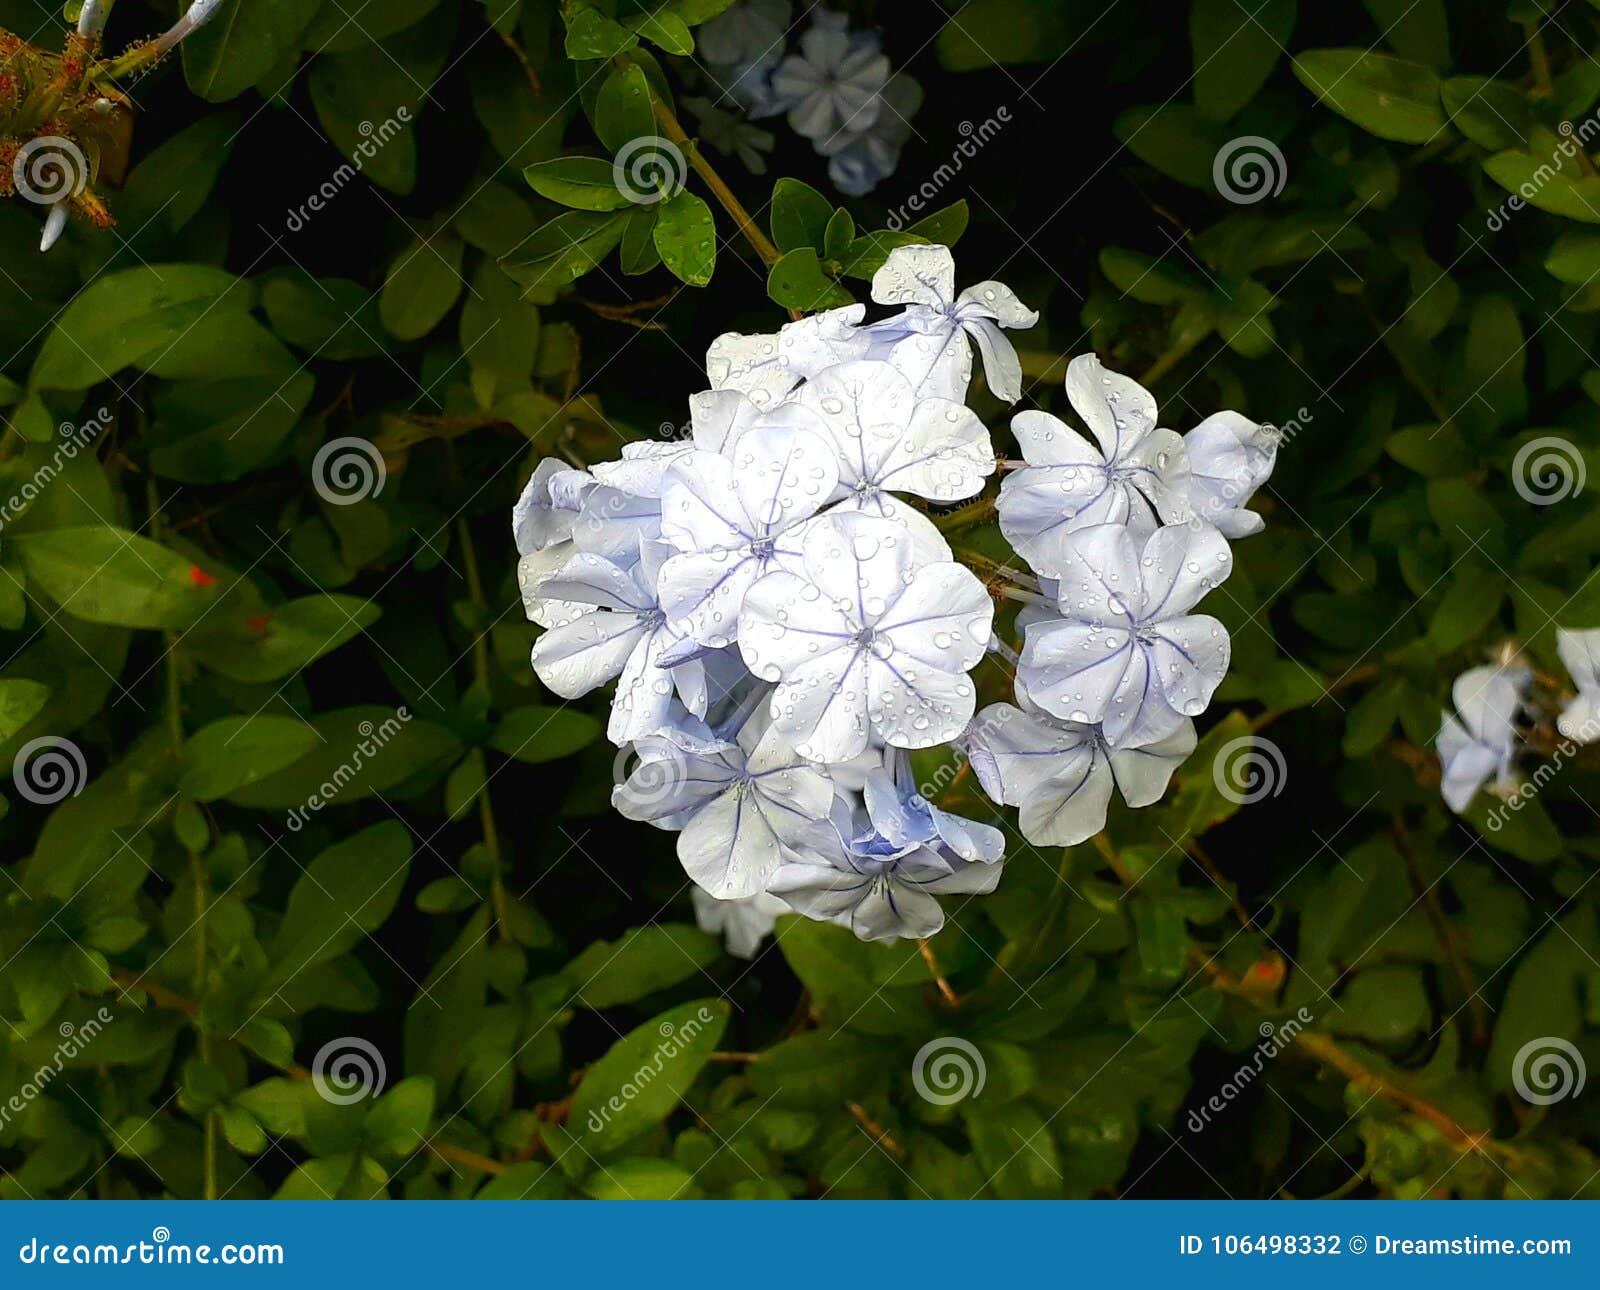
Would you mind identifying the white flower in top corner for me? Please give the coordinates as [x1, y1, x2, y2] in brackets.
[1018, 523, 1233, 745]
[1557, 628, 1600, 743]
[1185, 411, 1280, 538]
[818, 72, 922, 197]
[770, 15, 890, 141]
[998, 353, 1190, 564]
[867, 244, 1038, 403]
[656, 426, 839, 649]
[1436, 662, 1529, 812]
[531, 539, 710, 744]
[739, 512, 993, 762]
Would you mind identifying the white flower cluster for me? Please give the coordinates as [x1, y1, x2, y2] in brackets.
[514, 244, 1279, 949]
[1437, 630, 1600, 813]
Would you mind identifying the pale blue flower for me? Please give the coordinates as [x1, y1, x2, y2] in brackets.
[684, 96, 777, 173]
[614, 710, 834, 899]
[706, 304, 871, 410]
[866, 245, 1039, 402]
[769, 15, 890, 141]
[1436, 662, 1529, 812]
[998, 354, 1190, 565]
[767, 769, 1001, 942]
[531, 539, 709, 744]
[656, 426, 839, 648]
[698, 0, 792, 114]
[1018, 523, 1233, 745]
[819, 72, 922, 196]
[1185, 411, 1280, 538]
[1558, 629, 1600, 743]
[739, 512, 993, 761]
[966, 700, 1195, 846]
[514, 460, 595, 627]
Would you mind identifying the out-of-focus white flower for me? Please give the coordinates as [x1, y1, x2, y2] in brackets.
[684, 96, 778, 173]
[1436, 662, 1529, 812]
[818, 72, 922, 197]
[692, 887, 790, 958]
[769, 16, 890, 141]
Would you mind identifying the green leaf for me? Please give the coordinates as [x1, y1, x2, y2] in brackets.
[182, 0, 322, 102]
[501, 211, 630, 291]
[767, 248, 854, 311]
[582, 1158, 696, 1198]
[1362, 0, 1450, 70]
[1191, 0, 1297, 122]
[488, 705, 602, 763]
[18, 527, 215, 630]
[563, 2, 638, 58]
[903, 200, 969, 247]
[630, 10, 693, 55]
[1292, 48, 1447, 143]
[561, 924, 721, 1008]
[769, 178, 833, 253]
[379, 234, 467, 342]
[595, 64, 657, 154]
[364, 1076, 435, 1156]
[1483, 150, 1600, 223]
[0, 678, 49, 742]
[1486, 908, 1596, 1094]
[568, 999, 728, 1156]
[263, 821, 413, 993]
[524, 156, 634, 211]
[180, 716, 320, 802]
[653, 190, 717, 285]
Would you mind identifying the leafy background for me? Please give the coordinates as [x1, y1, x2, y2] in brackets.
[0, 0, 1597, 1199]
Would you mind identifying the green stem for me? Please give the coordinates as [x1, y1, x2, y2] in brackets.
[453, 509, 510, 933]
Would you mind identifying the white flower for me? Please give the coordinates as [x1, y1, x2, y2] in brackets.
[1558, 629, 1600, 743]
[818, 72, 922, 197]
[513, 459, 594, 626]
[739, 513, 993, 762]
[1018, 523, 1233, 745]
[966, 701, 1194, 846]
[692, 887, 790, 958]
[785, 360, 993, 506]
[1436, 663, 1529, 812]
[1185, 411, 1279, 538]
[531, 540, 709, 744]
[998, 354, 1190, 563]
[614, 713, 834, 899]
[656, 427, 838, 648]
[706, 304, 871, 410]
[767, 780, 1000, 942]
[769, 17, 890, 141]
[698, 0, 791, 72]
[867, 245, 1038, 402]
